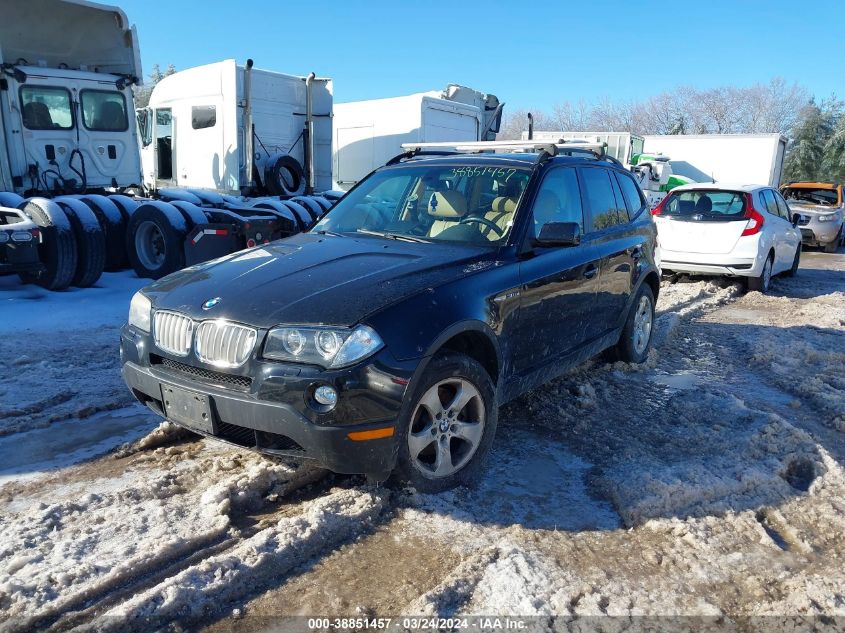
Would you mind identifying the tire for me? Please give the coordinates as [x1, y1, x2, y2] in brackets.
[17, 198, 77, 291]
[394, 352, 498, 492]
[280, 200, 313, 230]
[54, 198, 106, 287]
[747, 252, 774, 292]
[126, 201, 188, 279]
[108, 195, 140, 223]
[613, 283, 655, 364]
[311, 196, 333, 212]
[79, 195, 127, 270]
[0, 192, 24, 208]
[783, 244, 801, 277]
[263, 153, 305, 197]
[289, 196, 324, 224]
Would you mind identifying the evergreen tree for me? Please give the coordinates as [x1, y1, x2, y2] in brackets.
[782, 99, 838, 182]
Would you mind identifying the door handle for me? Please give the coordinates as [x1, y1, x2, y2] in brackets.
[628, 247, 643, 260]
[583, 264, 598, 279]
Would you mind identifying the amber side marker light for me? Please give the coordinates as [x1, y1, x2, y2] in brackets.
[347, 427, 395, 441]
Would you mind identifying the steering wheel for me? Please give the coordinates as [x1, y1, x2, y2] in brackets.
[458, 215, 504, 237]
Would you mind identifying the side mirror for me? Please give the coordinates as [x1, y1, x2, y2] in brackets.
[791, 212, 801, 227]
[536, 221, 581, 247]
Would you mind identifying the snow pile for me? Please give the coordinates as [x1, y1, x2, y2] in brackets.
[0, 441, 300, 628]
[652, 279, 743, 347]
[0, 272, 147, 437]
[101, 487, 386, 629]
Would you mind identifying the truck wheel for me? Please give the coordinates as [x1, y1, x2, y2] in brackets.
[394, 352, 497, 492]
[290, 196, 324, 224]
[747, 252, 774, 292]
[170, 201, 210, 227]
[0, 192, 24, 208]
[18, 198, 77, 291]
[311, 196, 333, 212]
[279, 200, 312, 230]
[109, 195, 140, 222]
[80, 195, 127, 270]
[55, 198, 106, 287]
[613, 283, 655, 364]
[127, 202, 187, 279]
[264, 153, 305, 196]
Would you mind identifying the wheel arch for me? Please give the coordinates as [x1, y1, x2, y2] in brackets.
[419, 320, 502, 386]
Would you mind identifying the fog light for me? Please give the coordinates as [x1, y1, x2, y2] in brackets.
[314, 385, 338, 408]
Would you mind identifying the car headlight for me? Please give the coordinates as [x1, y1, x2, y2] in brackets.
[263, 324, 384, 368]
[128, 292, 152, 332]
[818, 213, 839, 222]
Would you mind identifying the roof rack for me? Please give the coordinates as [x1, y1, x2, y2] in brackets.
[399, 139, 606, 157]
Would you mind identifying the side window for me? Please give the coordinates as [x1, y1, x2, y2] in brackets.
[774, 191, 791, 220]
[20, 86, 73, 130]
[192, 105, 217, 130]
[616, 172, 646, 218]
[532, 167, 583, 239]
[759, 190, 779, 217]
[610, 172, 629, 222]
[580, 167, 623, 230]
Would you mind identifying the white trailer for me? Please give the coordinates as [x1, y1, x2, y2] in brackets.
[333, 85, 503, 190]
[139, 59, 333, 195]
[642, 133, 787, 187]
[0, 0, 142, 195]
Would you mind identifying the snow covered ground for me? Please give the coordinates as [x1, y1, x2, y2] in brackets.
[1, 250, 844, 631]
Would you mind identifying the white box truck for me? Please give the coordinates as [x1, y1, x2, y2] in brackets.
[332, 85, 503, 190]
[642, 133, 787, 187]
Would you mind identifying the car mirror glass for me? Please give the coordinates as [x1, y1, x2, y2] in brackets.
[535, 221, 581, 247]
[791, 212, 801, 227]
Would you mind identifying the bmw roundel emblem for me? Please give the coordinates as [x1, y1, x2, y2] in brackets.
[202, 297, 221, 310]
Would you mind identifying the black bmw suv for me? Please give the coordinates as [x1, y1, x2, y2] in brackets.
[121, 144, 659, 491]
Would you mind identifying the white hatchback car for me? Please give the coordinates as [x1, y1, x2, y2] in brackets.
[653, 183, 802, 292]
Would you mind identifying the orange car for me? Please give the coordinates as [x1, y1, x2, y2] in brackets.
[780, 182, 844, 252]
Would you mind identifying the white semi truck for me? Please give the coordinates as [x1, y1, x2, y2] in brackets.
[0, 0, 338, 287]
[333, 86, 503, 190]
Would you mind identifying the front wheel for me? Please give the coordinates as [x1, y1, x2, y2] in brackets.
[394, 353, 497, 492]
[613, 284, 655, 364]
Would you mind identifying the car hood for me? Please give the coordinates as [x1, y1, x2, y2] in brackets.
[144, 232, 494, 328]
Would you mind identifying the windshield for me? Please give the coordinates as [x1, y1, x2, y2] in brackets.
[313, 164, 531, 245]
[663, 190, 746, 219]
[782, 187, 839, 207]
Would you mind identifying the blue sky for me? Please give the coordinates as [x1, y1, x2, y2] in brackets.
[122, 0, 843, 110]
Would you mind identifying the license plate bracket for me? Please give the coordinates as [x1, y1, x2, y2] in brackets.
[161, 384, 214, 434]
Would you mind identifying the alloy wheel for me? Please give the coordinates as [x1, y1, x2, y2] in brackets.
[633, 294, 653, 356]
[408, 378, 485, 479]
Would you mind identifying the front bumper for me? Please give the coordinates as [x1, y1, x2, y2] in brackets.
[798, 220, 842, 246]
[120, 325, 418, 476]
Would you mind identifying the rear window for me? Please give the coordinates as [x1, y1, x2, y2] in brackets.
[81, 90, 128, 132]
[781, 187, 839, 207]
[20, 86, 73, 130]
[663, 190, 747, 219]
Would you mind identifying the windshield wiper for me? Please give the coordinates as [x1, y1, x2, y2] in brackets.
[356, 229, 430, 243]
[313, 229, 346, 237]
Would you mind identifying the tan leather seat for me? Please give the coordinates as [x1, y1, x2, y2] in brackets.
[428, 191, 468, 237]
